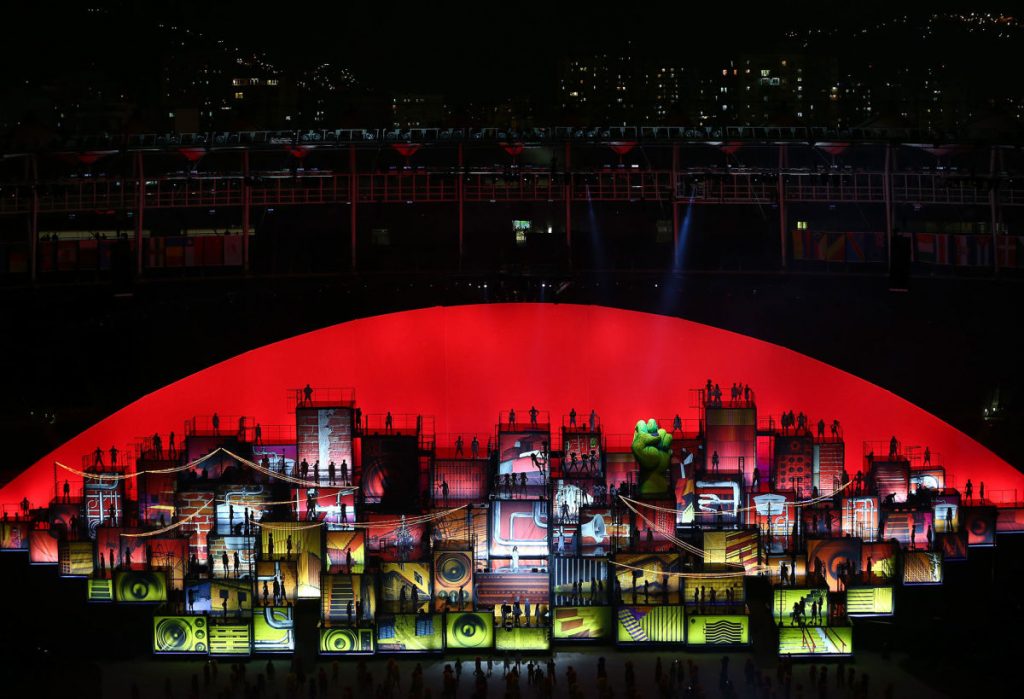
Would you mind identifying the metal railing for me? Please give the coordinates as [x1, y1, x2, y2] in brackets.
[290, 387, 356, 409]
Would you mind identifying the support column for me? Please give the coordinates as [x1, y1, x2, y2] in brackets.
[135, 151, 144, 277]
[884, 143, 894, 272]
[672, 144, 680, 264]
[28, 155, 38, 283]
[564, 141, 572, 266]
[457, 143, 464, 270]
[241, 150, 251, 274]
[350, 144, 357, 272]
[777, 144, 787, 269]
[990, 145, 1000, 275]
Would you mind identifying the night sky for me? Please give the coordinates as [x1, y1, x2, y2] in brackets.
[5, 1, 1013, 102]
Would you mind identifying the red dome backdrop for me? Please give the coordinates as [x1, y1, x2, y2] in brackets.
[2, 303, 1021, 507]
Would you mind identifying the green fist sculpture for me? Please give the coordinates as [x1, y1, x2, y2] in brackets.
[631, 418, 672, 496]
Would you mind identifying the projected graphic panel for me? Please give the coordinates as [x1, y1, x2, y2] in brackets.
[910, 467, 945, 493]
[433, 551, 473, 610]
[434, 460, 490, 502]
[96, 527, 147, 571]
[490, 500, 548, 557]
[185, 579, 252, 616]
[778, 626, 852, 656]
[686, 615, 749, 645]
[934, 494, 960, 533]
[683, 577, 745, 608]
[903, 551, 943, 585]
[577, 508, 618, 557]
[774, 436, 814, 497]
[872, 461, 910, 503]
[815, 441, 844, 497]
[614, 553, 681, 604]
[939, 530, 968, 562]
[772, 588, 828, 626]
[115, 570, 168, 603]
[376, 613, 444, 652]
[87, 577, 114, 602]
[562, 434, 602, 477]
[806, 538, 862, 592]
[153, 616, 208, 655]
[326, 530, 365, 573]
[208, 624, 251, 656]
[963, 506, 996, 547]
[498, 431, 548, 485]
[296, 407, 354, 480]
[139, 471, 177, 526]
[253, 606, 295, 652]
[861, 541, 899, 582]
[702, 529, 759, 572]
[381, 562, 431, 612]
[553, 606, 612, 641]
[29, 529, 59, 564]
[616, 605, 686, 644]
[259, 523, 322, 598]
[496, 626, 549, 651]
[881, 511, 932, 548]
[320, 626, 376, 655]
[841, 496, 879, 539]
[252, 443, 296, 480]
[215, 485, 269, 534]
[322, 574, 376, 623]
[59, 541, 94, 577]
[629, 499, 682, 549]
[446, 612, 495, 650]
[846, 586, 894, 616]
[147, 537, 190, 590]
[293, 487, 354, 528]
[552, 556, 608, 605]
[84, 479, 123, 539]
[361, 435, 421, 508]
[750, 492, 795, 553]
[705, 406, 756, 476]
[367, 514, 427, 562]
[0, 521, 29, 550]
[801, 508, 841, 538]
[996, 506, 1024, 534]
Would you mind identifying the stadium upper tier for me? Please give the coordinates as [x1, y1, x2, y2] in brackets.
[4, 123, 1024, 155]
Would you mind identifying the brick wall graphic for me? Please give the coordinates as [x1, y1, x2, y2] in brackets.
[176, 490, 215, 562]
[297, 408, 353, 478]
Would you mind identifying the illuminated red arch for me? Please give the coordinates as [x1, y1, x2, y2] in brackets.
[3, 304, 1020, 507]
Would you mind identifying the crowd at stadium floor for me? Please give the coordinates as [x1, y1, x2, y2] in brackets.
[110, 651, 929, 699]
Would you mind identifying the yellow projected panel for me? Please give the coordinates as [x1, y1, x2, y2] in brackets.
[686, 615, 749, 645]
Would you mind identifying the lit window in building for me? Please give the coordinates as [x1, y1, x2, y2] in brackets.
[234, 91, 244, 100]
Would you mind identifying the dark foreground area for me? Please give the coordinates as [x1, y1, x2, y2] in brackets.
[1, 534, 1019, 699]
